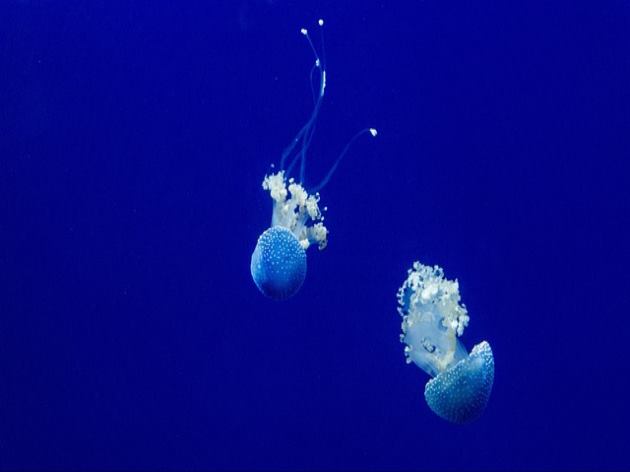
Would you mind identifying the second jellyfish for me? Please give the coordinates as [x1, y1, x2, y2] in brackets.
[397, 261, 495, 424]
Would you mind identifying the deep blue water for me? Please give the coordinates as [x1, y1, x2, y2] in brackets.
[2, 1, 630, 469]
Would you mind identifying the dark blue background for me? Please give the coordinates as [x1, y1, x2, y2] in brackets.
[2, 0, 629, 469]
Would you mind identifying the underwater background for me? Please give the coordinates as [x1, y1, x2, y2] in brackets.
[2, 0, 629, 470]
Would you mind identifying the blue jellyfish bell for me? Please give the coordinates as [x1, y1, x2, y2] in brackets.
[397, 262, 495, 424]
[251, 19, 377, 300]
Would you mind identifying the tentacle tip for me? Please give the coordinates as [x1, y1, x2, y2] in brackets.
[369, 128, 378, 137]
[318, 19, 324, 26]
[300, 28, 308, 35]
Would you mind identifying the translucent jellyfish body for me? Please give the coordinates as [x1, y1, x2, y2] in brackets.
[250, 19, 376, 300]
[397, 262, 494, 424]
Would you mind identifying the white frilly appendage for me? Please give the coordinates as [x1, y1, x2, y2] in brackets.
[397, 262, 470, 377]
[262, 171, 328, 251]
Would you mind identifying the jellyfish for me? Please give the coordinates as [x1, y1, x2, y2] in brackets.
[251, 19, 377, 300]
[397, 262, 494, 424]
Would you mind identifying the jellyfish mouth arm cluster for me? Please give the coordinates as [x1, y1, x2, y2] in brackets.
[397, 261, 494, 424]
[397, 262, 470, 376]
[262, 170, 328, 250]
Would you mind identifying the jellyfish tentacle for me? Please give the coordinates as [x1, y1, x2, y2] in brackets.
[279, 18, 377, 191]
[301, 20, 378, 192]
[298, 21, 326, 183]
[310, 127, 378, 193]
[317, 18, 327, 71]
[309, 64, 320, 104]
[307, 21, 327, 104]
[279, 86, 322, 176]
[279, 20, 326, 175]
[280, 103, 319, 173]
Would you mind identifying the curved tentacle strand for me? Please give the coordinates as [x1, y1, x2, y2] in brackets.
[310, 128, 377, 193]
[280, 21, 326, 174]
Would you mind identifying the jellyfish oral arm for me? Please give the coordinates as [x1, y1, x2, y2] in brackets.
[398, 262, 470, 377]
[262, 171, 328, 250]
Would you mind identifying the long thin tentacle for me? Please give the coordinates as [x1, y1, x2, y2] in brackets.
[279, 20, 326, 177]
[310, 128, 378, 193]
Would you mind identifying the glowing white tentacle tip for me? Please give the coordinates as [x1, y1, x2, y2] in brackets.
[318, 19, 324, 26]
[300, 28, 308, 35]
[369, 128, 378, 137]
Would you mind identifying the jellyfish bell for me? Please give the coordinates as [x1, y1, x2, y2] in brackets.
[251, 227, 306, 301]
[250, 19, 377, 300]
[397, 262, 494, 424]
[424, 341, 494, 424]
